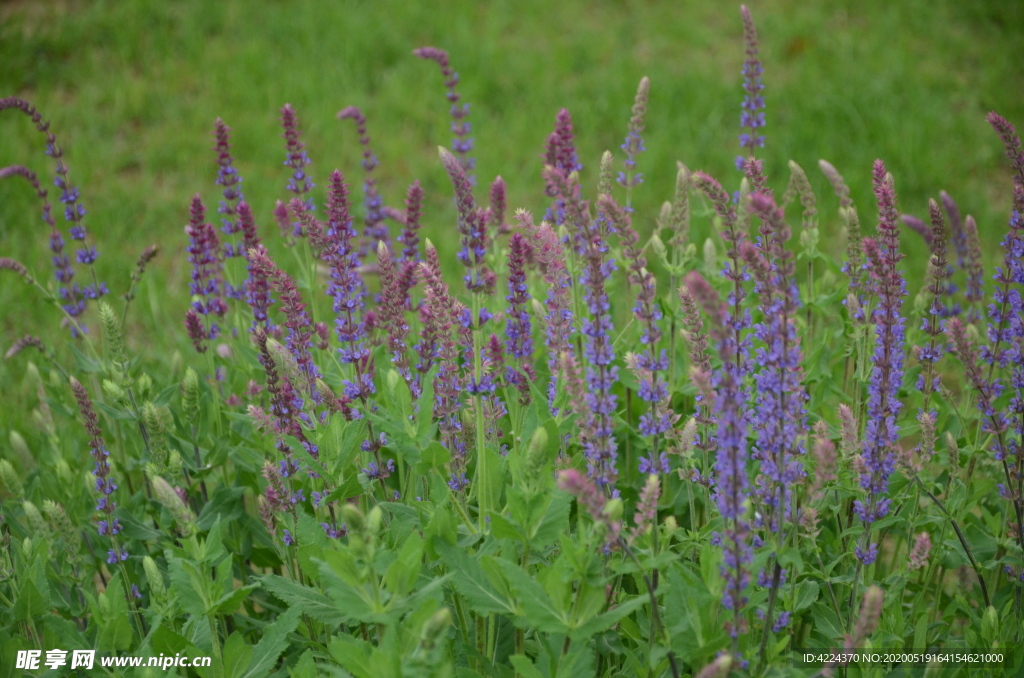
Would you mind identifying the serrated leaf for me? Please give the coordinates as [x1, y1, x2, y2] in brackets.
[508, 655, 546, 678]
[243, 607, 302, 678]
[792, 580, 819, 612]
[209, 584, 255, 616]
[435, 540, 515, 616]
[261, 574, 345, 626]
[495, 558, 568, 633]
[570, 594, 645, 641]
[221, 632, 253, 678]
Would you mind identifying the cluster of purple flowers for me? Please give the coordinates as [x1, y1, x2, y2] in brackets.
[504, 233, 535, 398]
[617, 77, 649, 193]
[853, 161, 907, 565]
[71, 377, 128, 564]
[281, 104, 316, 237]
[184, 195, 228, 347]
[1, 97, 108, 331]
[542, 108, 583, 228]
[213, 118, 245, 265]
[414, 47, 474, 179]
[338, 106, 388, 256]
[736, 5, 765, 168]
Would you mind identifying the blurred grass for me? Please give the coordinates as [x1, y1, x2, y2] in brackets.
[0, 0, 1022, 433]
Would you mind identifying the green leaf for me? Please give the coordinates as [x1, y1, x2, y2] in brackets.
[496, 558, 568, 634]
[209, 584, 256, 616]
[508, 655, 546, 678]
[96, 574, 134, 652]
[14, 578, 47, 621]
[243, 607, 302, 678]
[328, 634, 376, 678]
[414, 441, 451, 475]
[261, 574, 346, 626]
[196, 486, 246, 531]
[570, 594, 646, 641]
[434, 539, 515, 616]
[530, 491, 571, 547]
[221, 632, 254, 678]
[792, 580, 819, 613]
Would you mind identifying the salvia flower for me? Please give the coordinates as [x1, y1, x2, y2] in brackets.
[519, 211, 575, 413]
[414, 47, 474, 178]
[281, 104, 315, 236]
[617, 76, 650, 194]
[820, 160, 867, 321]
[1, 98, 108, 327]
[184, 194, 228, 342]
[744, 193, 806, 534]
[908, 531, 932, 571]
[963, 215, 985, 322]
[577, 197, 620, 490]
[542, 108, 582, 227]
[239, 208, 275, 331]
[558, 469, 622, 552]
[916, 199, 949, 416]
[212, 118, 245, 264]
[338, 106, 388, 256]
[854, 161, 907, 564]
[419, 243, 470, 481]
[71, 377, 125, 557]
[398, 180, 424, 263]
[737, 5, 765, 166]
[249, 248, 321, 399]
[377, 242, 418, 397]
[710, 321, 752, 639]
[504, 232, 535, 399]
[439, 146, 495, 295]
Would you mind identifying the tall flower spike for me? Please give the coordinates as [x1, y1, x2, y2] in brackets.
[737, 5, 765, 168]
[916, 199, 948, 410]
[281, 104, 315, 236]
[338, 106, 388, 256]
[419, 243, 470, 487]
[239, 205, 275, 331]
[745, 192, 806, 534]
[983, 112, 1024, 547]
[439, 146, 494, 295]
[820, 160, 866, 321]
[963, 215, 985, 322]
[489, 175, 508, 234]
[414, 47, 474, 179]
[617, 76, 650, 195]
[248, 247, 321, 400]
[853, 161, 907, 565]
[504, 232, 535, 401]
[518, 210, 575, 413]
[377, 242, 418, 397]
[70, 376, 127, 562]
[1, 98, 108, 328]
[542, 108, 582, 227]
[184, 194, 227, 342]
[212, 118, 245, 266]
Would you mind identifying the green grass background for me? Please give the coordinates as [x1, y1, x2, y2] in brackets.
[1, 0, 1022, 432]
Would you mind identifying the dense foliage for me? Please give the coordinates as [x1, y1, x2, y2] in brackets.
[1, 6, 1023, 677]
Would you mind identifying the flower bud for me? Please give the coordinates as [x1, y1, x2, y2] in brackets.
[602, 498, 624, 523]
[342, 503, 366, 532]
[702, 237, 717, 272]
[8, 431, 31, 467]
[598, 150, 614, 196]
[526, 426, 549, 471]
[151, 475, 195, 537]
[420, 607, 452, 648]
[102, 379, 125, 401]
[42, 500, 80, 560]
[182, 368, 200, 421]
[136, 373, 153, 399]
[22, 501, 49, 538]
[99, 301, 128, 367]
[143, 555, 166, 601]
[0, 460, 24, 500]
[367, 505, 383, 535]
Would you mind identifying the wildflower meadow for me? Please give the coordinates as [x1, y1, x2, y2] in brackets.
[2, 3, 1024, 677]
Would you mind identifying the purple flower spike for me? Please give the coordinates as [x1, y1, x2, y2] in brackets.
[281, 104, 315, 236]
[414, 47, 474, 180]
[1, 98, 107, 329]
[543, 108, 583, 227]
[854, 161, 907, 562]
[519, 211, 576, 414]
[185, 194, 228, 342]
[504, 233, 535, 400]
[212, 118, 245, 266]
[738, 5, 766, 161]
[338, 106, 388, 256]
[439, 146, 495, 296]
[617, 76, 650, 192]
